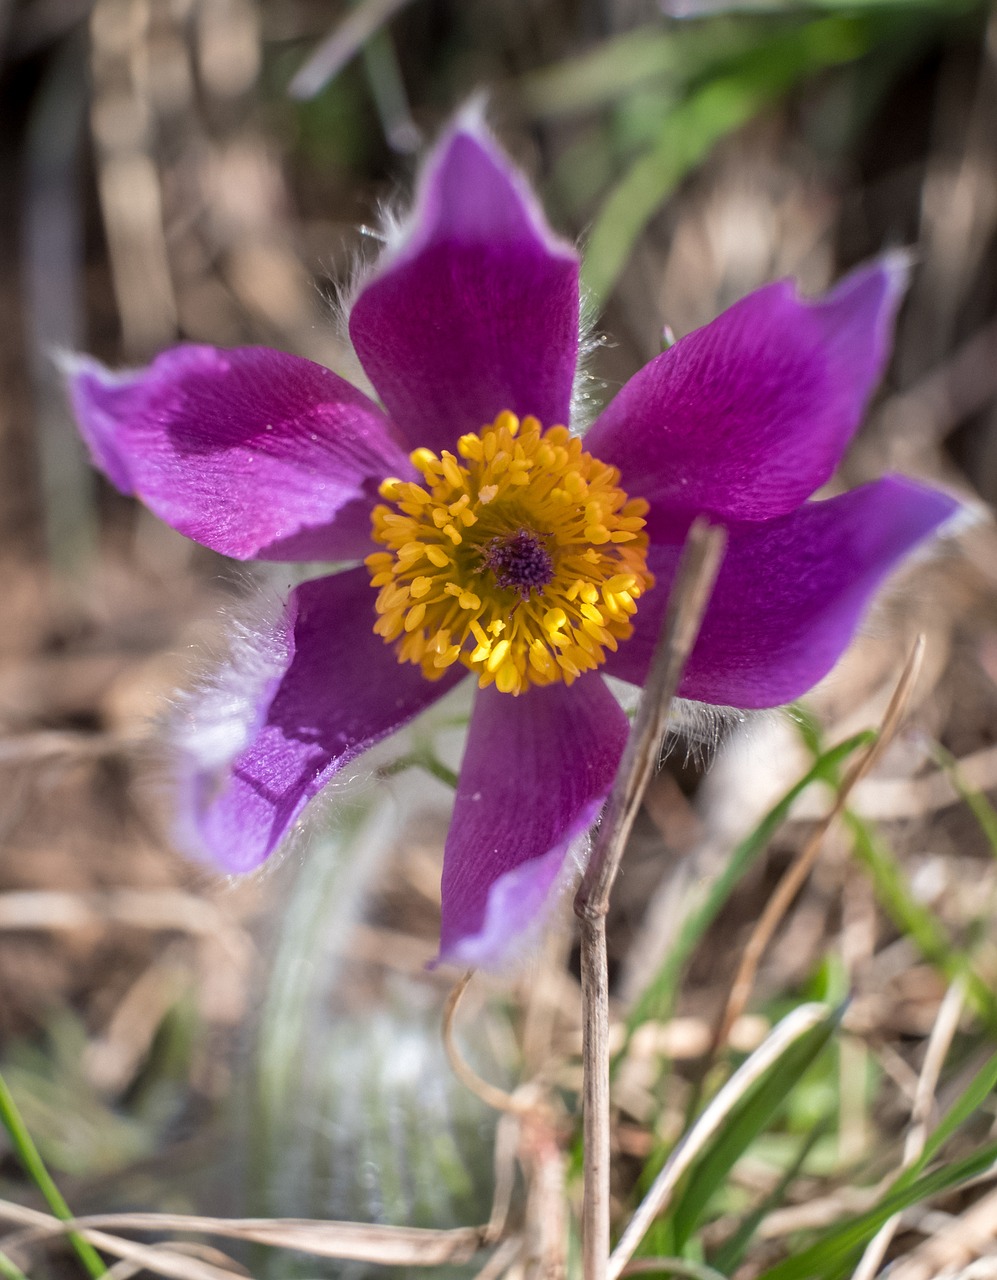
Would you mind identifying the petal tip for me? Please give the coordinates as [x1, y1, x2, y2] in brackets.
[373, 110, 578, 274]
[63, 352, 141, 495]
[436, 820, 593, 973]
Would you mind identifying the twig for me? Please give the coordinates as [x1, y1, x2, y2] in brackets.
[443, 972, 529, 1115]
[573, 519, 726, 1280]
[0, 1200, 487, 1271]
[713, 635, 926, 1052]
[607, 1004, 831, 1280]
[471, 1236, 521, 1280]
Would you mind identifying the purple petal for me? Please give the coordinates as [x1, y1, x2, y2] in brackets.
[603, 478, 959, 708]
[585, 256, 908, 525]
[174, 568, 464, 872]
[438, 674, 628, 969]
[349, 120, 580, 455]
[66, 347, 412, 562]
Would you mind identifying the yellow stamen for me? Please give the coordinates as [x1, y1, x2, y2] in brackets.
[365, 412, 653, 695]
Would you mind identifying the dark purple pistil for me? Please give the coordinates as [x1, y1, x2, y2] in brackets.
[483, 529, 555, 599]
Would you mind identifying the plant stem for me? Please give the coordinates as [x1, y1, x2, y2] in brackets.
[573, 519, 726, 1280]
[0, 1070, 106, 1278]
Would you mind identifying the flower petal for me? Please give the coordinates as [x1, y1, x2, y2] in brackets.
[585, 256, 908, 524]
[67, 346, 412, 561]
[603, 478, 959, 708]
[438, 674, 628, 969]
[174, 568, 464, 872]
[349, 120, 580, 454]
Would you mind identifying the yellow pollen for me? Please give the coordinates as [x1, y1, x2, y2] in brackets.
[365, 411, 653, 695]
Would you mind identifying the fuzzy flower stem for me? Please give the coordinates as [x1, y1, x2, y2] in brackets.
[0, 1070, 107, 1278]
[573, 519, 726, 1280]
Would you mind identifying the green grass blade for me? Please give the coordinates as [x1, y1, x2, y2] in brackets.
[624, 731, 874, 1038]
[753, 1051, 997, 1278]
[669, 1009, 840, 1250]
[0, 1251, 30, 1280]
[0, 1069, 106, 1277]
[581, 16, 873, 306]
[845, 812, 997, 1029]
[897, 1048, 997, 1183]
[710, 1119, 830, 1272]
[755, 1141, 997, 1280]
[517, 19, 773, 118]
[931, 742, 997, 856]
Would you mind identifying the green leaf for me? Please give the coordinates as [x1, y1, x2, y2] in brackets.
[845, 812, 997, 1030]
[581, 16, 873, 306]
[517, 19, 775, 118]
[623, 730, 873, 1041]
[0, 1069, 107, 1277]
[754, 1050, 997, 1278]
[669, 1009, 840, 1250]
[756, 1141, 997, 1280]
[931, 741, 997, 858]
[711, 1120, 830, 1272]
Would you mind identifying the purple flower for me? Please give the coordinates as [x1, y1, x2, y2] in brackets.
[67, 116, 957, 970]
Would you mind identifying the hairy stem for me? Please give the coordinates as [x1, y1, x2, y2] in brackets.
[573, 519, 726, 1280]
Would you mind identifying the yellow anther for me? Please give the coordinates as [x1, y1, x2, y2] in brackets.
[410, 447, 437, 473]
[458, 433, 483, 460]
[367, 410, 652, 694]
[495, 663, 519, 694]
[486, 639, 511, 673]
[404, 603, 427, 632]
[441, 454, 464, 488]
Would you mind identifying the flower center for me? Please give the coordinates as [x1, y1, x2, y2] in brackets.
[483, 529, 555, 598]
[365, 411, 653, 696]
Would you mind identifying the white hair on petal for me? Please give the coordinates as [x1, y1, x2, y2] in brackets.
[570, 289, 607, 435]
[162, 577, 298, 872]
[603, 676, 753, 772]
[166, 579, 295, 774]
[660, 699, 755, 772]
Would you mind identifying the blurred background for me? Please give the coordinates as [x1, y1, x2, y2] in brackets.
[3, 0, 997, 1276]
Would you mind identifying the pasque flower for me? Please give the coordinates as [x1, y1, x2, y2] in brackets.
[68, 117, 956, 969]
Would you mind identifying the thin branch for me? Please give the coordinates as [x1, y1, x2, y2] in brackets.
[0, 1200, 487, 1272]
[576, 520, 727, 921]
[573, 519, 726, 1280]
[442, 972, 529, 1116]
